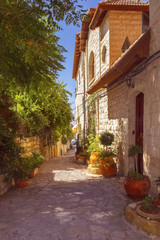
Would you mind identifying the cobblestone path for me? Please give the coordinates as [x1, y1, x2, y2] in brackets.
[0, 150, 159, 240]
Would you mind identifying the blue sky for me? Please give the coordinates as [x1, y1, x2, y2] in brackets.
[56, 0, 101, 116]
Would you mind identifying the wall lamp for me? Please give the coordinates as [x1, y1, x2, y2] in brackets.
[126, 78, 135, 88]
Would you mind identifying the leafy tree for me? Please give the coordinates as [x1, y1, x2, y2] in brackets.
[0, 0, 79, 173]
[10, 81, 73, 143]
[0, 0, 66, 90]
[28, 0, 85, 26]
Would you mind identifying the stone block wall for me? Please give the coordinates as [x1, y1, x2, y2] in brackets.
[87, 28, 101, 85]
[150, 0, 160, 54]
[17, 136, 40, 157]
[109, 10, 142, 65]
[17, 136, 69, 160]
[100, 12, 110, 75]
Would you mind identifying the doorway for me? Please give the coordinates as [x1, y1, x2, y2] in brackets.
[135, 92, 144, 174]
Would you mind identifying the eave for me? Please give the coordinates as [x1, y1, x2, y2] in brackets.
[72, 33, 81, 79]
[72, 8, 96, 79]
[90, 2, 149, 30]
[87, 28, 150, 95]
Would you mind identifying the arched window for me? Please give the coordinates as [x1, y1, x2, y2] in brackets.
[89, 51, 95, 83]
[102, 46, 107, 63]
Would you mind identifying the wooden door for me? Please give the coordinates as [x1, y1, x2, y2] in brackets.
[136, 93, 144, 174]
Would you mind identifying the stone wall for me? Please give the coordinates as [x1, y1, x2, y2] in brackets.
[17, 136, 69, 160]
[109, 10, 142, 65]
[150, 0, 160, 54]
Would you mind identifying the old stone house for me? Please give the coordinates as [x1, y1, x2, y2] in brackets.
[72, 0, 160, 193]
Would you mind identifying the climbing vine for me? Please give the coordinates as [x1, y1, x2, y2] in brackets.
[87, 93, 96, 137]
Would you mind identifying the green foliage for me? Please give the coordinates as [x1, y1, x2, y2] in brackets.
[61, 136, 68, 145]
[12, 158, 32, 180]
[128, 144, 143, 173]
[0, 0, 66, 90]
[99, 131, 114, 147]
[9, 82, 73, 143]
[12, 152, 43, 179]
[0, 94, 24, 175]
[0, 0, 80, 180]
[28, 0, 85, 26]
[87, 134, 101, 154]
[98, 149, 116, 158]
[87, 93, 96, 137]
[140, 196, 157, 212]
[27, 152, 44, 170]
[128, 170, 144, 180]
[81, 137, 89, 149]
[128, 145, 143, 157]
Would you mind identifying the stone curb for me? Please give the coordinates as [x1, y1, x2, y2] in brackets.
[125, 202, 160, 237]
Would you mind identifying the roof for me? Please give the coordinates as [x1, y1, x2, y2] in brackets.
[87, 28, 150, 94]
[90, 0, 149, 30]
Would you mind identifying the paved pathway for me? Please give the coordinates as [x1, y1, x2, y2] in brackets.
[0, 150, 159, 240]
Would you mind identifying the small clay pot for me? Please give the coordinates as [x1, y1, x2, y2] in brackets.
[14, 177, 28, 188]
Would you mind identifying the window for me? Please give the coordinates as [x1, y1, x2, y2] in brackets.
[142, 12, 149, 33]
[89, 51, 95, 83]
[102, 46, 107, 63]
[121, 36, 131, 53]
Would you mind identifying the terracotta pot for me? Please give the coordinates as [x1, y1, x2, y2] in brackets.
[89, 152, 99, 165]
[30, 167, 39, 178]
[14, 177, 28, 188]
[124, 176, 151, 200]
[99, 157, 116, 178]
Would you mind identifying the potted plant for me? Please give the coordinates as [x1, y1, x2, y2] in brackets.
[87, 134, 101, 174]
[98, 149, 116, 178]
[136, 196, 160, 219]
[98, 131, 117, 177]
[12, 157, 33, 188]
[124, 144, 151, 200]
[28, 152, 44, 178]
[77, 151, 90, 163]
[87, 134, 101, 164]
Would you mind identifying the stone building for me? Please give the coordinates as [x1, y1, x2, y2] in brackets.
[73, 0, 160, 194]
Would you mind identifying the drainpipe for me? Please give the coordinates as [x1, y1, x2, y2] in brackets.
[82, 52, 86, 146]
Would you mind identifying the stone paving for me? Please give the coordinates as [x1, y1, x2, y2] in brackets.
[0, 150, 159, 240]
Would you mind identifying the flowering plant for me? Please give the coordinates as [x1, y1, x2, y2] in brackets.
[98, 148, 116, 159]
[140, 196, 160, 212]
[152, 197, 160, 207]
[98, 148, 116, 168]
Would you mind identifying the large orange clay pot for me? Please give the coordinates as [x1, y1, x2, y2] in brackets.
[89, 152, 99, 164]
[124, 176, 151, 200]
[99, 157, 116, 178]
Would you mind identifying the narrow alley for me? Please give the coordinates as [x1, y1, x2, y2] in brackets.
[0, 150, 158, 240]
